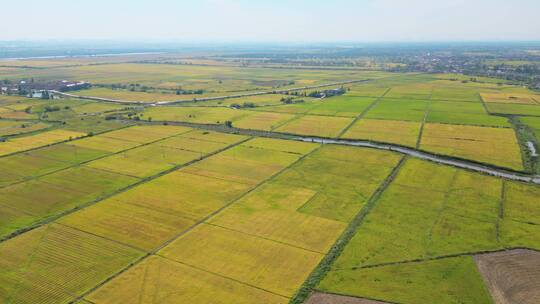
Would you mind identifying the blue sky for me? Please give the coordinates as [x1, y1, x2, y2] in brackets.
[2, 0, 539, 42]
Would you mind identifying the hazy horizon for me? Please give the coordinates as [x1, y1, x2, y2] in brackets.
[1, 0, 539, 42]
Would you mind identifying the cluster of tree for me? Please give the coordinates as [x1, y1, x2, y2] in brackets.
[280, 97, 304, 104]
[176, 89, 204, 95]
[230, 102, 256, 109]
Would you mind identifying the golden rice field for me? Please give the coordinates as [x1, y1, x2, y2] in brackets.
[420, 123, 523, 170]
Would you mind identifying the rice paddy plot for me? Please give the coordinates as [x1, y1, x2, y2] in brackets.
[0, 110, 37, 120]
[0, 166, 138, 238]
[318, 256, 492, 304]
[481, 92, 540, 105]
[0, 129, 85, 156]
[209, 179, 346, 253]
[384, 84, 432, 99]
[307, 96, 376, 117]
[430, 100, 487, 114]
[341, 119, 421, 147]
[0, 143, 107, 187]
[109, 169, 252, 222]
[71, 102, 125, 114]
[500, 181, 540, 250]
[182, 142, 302, 185]
[241, 137, 319, 155]
[233, 111, 295, 131]
[86, 256, 288, 304]
[273, 145, 402, 223]
[58, 195, 196, 251]
[346, 85, 389, 98]
[176, 128, 247, 145]
[420, 123, 523, 170]
[426, 111, 510, 127]
[86, 143, 202, 178]
[144, 106, 251, 124]
[252, 102, 321, 114]
[0, 121, 50, 136]
[275, 115, 353, 138]
[0, 223, 143, 304]
[101, 125, 191, 144]
[431, 85, 482, 101]
[486, 103, 540, 116]
[364, 99, 428, 122]
[69, 135, 140, 153]
[159, 223, 323, 297]
[332, 159, 502, 269]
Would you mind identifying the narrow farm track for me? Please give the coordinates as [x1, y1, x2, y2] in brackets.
[51, 79, 371, 106]
[143, 121, 540, 185]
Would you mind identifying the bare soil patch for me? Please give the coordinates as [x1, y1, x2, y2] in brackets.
[305, 292, 390, 304]
[475, 249, 540, 304]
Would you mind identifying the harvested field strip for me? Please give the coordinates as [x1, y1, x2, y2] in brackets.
[0, 223, 143, 304]
[475, 249, 540, 304]
[305, 292, 391, 304]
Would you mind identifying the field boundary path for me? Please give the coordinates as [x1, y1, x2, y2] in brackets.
[145, 120, 540, 185]
[51, 79, 371, 106]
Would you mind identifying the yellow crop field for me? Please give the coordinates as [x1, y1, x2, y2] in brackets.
[420, 123, 523, 170]
[72, 102, 125, 114]
[209, 182, 346, 253]
[177, 129, 248, 144]
[241, 137, 319, 155]
[59, 196, 196, 251]
[481, 92, 540, 105]
[86, 144, 201, 177]
[106, 170, 252, 221]
[159, 223, 323, 297]
[0, 121, 50, 136]
[0, 223, 143, 304]
[144, 106, 251, 124]
[102, 125, 191, 143]
[68, 135, 140, 152]
[275, 115, 354, 137]
[341, 118, 422, 147]
[0, 129, 85, 156]
[86, 256, 288, 304]
[233, 111, 295, 130]
[183, 143, 301, 185]
[0, 111, 37, 120]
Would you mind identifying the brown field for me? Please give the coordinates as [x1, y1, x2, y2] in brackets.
[475, 249, 540, 304]
[306, 292, 390, 304]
